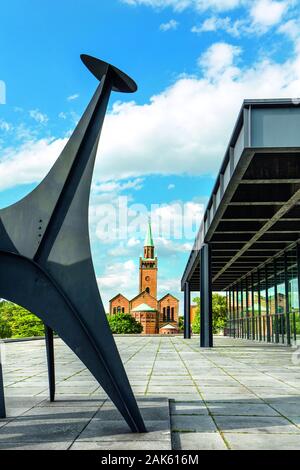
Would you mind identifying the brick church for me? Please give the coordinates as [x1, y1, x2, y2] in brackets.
[109, 219, 179, 334]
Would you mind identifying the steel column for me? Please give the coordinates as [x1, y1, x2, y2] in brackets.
[200, 244, 213, 348]
[284, 251, 291, 345]
[274, 258, 279, 344]
[45, 325, 55, 402]
[297, 243, 300, 342]
[257, 269, 262, 341]
[184, 281, 191, 339]
[265, 266, 271, 342]
[251, 273, 255, 340]
[232, 288, 236, 338]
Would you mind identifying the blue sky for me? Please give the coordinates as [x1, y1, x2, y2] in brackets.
[1, 0, 300, 310]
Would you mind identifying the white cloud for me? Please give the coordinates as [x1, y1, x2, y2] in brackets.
[158, 277, 181, 296]
[0, 120, 12, 132]
[278, 18, 300, 40]
[97, 259, 136, 289]
[97, 259, 138, 308]
[92, 178, 144, 194]
[168, 183, 175, 189]
[192, 1, 294, 37]
[67, 93, 79, 101]
[29, 109, 49, 124]
[92, 197, 204, 246]
[128, 237, 141, 247]
[250, 0, 289, 29]
[192, 16, 231, 33]
[121, 0, 244, 12]
[3, 39, 300, 191]
[192, 16, 246, 37]
[198, 42, 242, 77]
[160, 19, 179, 31]
[0, 138, 66, 191]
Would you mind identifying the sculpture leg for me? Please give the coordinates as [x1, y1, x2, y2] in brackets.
[44, 325, 55, 402]
[0, 345, 6, 418]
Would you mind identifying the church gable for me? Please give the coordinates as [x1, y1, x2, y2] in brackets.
[109, 293, 130, 315]
[158, 293, 179, 303]
[158, 293, 179, 324]
[130, 291, 158, 311]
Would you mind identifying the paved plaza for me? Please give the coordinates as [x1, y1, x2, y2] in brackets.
[1, 336, 300, 450]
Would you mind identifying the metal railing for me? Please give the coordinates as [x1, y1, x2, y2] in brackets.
[226, 311, 300, 345]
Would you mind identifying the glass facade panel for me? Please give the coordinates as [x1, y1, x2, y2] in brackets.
[227, 245, 300, 345]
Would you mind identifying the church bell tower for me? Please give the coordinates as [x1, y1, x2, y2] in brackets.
[139, 218, 157, 298]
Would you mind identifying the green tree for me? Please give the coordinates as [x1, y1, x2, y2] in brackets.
[107, 313, 143, 334]
[191, 294, 227, 335]
[0, 301, 45, 338]
[0, 316, 12, 339]
[178, 316, 184, 332]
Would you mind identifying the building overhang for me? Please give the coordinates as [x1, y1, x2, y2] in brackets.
[181, 99, 300, 292]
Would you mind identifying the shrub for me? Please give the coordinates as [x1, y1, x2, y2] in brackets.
[0, 316, 12, 339]
[107, 313, 143, 334]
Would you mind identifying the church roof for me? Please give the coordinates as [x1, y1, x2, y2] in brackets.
[131, 303, 157, 312]
[109, 293, 129, 303]
[130, 290, 157, 303]
[160, 324, 177, 330]
[158, 293, 179, 302]
[144, 217, 154, 247]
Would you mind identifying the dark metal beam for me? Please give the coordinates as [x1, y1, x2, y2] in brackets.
[229, 202, 286, 206]
[200, 244, 213, 348]
[44, 325, 55, 402]
[213, 189, 300, 283]
[241, 179, 300, 184]
[184, 282, 191, 339]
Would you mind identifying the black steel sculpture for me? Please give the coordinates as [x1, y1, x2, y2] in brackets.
[0, 55, 146, 432]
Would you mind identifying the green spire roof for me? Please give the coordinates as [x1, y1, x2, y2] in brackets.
[144, 217, 154, 247]
[131, 303, 156, 312]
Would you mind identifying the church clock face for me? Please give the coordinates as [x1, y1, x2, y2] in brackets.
[145, 276, 150, 281]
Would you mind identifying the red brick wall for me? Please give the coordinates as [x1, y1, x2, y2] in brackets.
[130, 291, 158, 311]
[159, 295, 179, 324]
[139, 257, 157, 298]
[110, 294, 130, 315]
[132, 312, 158, 334]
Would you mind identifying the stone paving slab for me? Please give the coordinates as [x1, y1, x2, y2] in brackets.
[224, 433, 300, 450]
[170, 401, 208, 415]
[172, 432, 227, 450]
[207, 402, 280, 417]
[214, 416, 300, 434]
[171, 415, 218, 433]
[1, 335, 300, 450]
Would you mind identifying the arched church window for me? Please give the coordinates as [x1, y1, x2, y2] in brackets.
[113, 307, 116, 314]
[163, 307, 166, 321]
[167, 306, 170, 321]
[171, 307, 174, 321]
[122, 307, 125, 313]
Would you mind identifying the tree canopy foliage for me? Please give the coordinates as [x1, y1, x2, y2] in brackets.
[0, 301, 45, 338]
[192, 294, 227, 334]
[107, 313, 143, 334]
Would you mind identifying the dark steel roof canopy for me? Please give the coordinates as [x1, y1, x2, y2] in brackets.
[181, 99, 300, 291]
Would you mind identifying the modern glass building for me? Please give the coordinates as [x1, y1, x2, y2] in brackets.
[181, 99, 300, 347]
